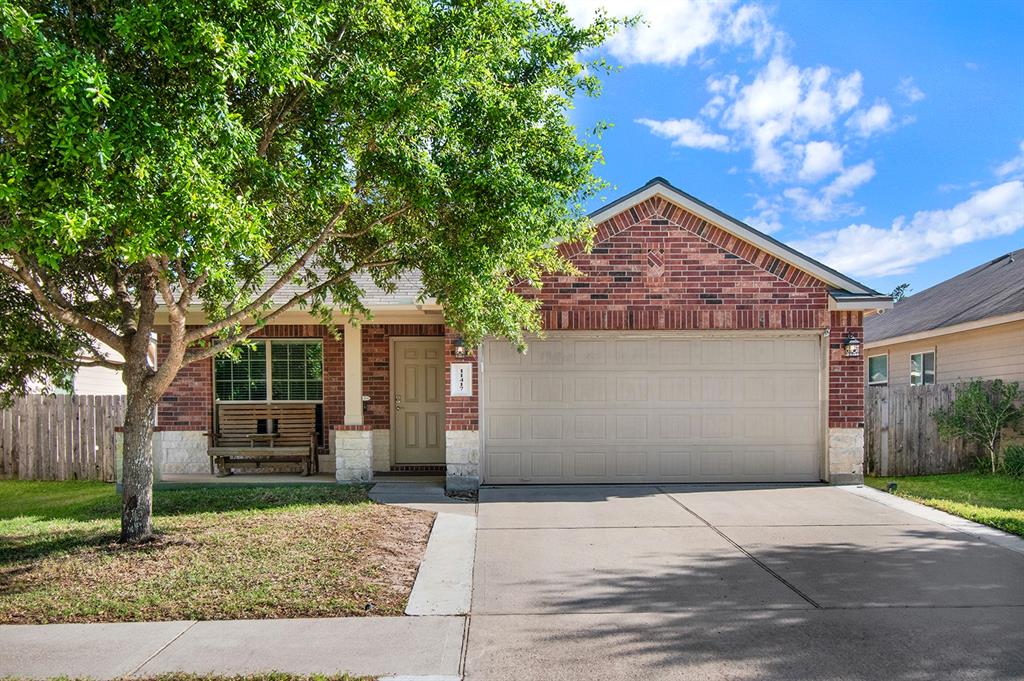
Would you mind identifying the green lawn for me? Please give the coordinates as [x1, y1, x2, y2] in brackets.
[0, 480, 433, 624]
[865, 473, 1024, 537]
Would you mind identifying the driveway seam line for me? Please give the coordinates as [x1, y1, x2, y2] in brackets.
[127, 620, 198, 677]
[657, 486, 823, 610]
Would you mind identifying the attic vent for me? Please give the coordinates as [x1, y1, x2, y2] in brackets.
[647, 249, 665, 277]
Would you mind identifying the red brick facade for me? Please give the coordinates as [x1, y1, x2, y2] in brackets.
[361, 324, 445, 428]
[518, 195, 830, 331]
[828, 310, 866, 428]
[444, 327, 479, 431]
[156, 324, 344, 433]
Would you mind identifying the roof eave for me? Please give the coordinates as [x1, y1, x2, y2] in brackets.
[864, 310, 1024, 348]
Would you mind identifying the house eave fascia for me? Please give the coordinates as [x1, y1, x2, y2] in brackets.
[588, 179, 876, 296]
[863, 310, 1024, 349]
[828, 293, 894, 311]
[155, 303, 444, 327]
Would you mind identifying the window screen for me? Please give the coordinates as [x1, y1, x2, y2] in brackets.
[867, 355, 888, 385]
[214, 343, 267, 401]
[910, 351, 936, 386]
[271, 342, 324, 401]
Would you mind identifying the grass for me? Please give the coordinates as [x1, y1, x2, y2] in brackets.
[0, 480, 434, 624]
[865, 472, 1024, 537]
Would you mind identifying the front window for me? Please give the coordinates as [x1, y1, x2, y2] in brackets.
[909, 351, 935, 386]
[214, 342, 267, 401]
[271, 341, 324, 401]
[867, 355, 888, 385]
[214, 340, 322, 402]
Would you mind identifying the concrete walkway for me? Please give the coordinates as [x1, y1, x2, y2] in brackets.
[1, 617, 466, 680]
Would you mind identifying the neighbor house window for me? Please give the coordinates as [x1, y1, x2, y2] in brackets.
[909, 351, 935, 386]
[214, 340, 322, 402]
[867, 354, 888, 385]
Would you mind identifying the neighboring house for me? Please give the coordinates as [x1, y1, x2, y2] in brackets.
[28, 342, 128, 396]
[152, 177, 890, 488]
[864, 250, 1023, 388]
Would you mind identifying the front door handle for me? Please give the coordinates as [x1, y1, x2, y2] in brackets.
[395, 394, 402, 412]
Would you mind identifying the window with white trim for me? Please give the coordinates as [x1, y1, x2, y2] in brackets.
[214, 340, 323, 402]
[867, 354, 888, 385]
[909, 351, 935, 386]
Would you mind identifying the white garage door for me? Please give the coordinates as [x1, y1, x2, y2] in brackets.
[482, 332, 823, 484]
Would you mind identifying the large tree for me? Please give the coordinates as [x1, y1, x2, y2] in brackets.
[0, 0, 619, 541]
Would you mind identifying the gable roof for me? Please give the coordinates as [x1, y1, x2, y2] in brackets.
[589, 177, 887, 299]
[864, 249, 1024, 344]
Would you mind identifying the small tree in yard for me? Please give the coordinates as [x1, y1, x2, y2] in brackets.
[0, 1, 622, 542]
[933, 380, 1022, 473]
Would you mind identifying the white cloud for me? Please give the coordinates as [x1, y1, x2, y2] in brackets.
[798, 141, 844, 183]
[784, 161, 875, 220]
[635, 117, 731, 150]
[562, 0, 782, 66]
[715, 56, 863, 177]
[790, 181, 1024, 277]
[995, 140, 1024, 178]
[846, 101, 894, 137]
[897, 76, 926, 104]
[744, 196, 784, 234]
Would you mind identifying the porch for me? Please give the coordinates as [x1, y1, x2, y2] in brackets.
[150, 311, 480, 491]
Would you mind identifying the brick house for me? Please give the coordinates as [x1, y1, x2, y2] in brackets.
[152, 177, 891, 489]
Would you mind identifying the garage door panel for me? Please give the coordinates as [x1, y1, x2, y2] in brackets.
[657, 339, 694, 366]
[483, 333, 822, 484]
[658, 449, 694, 476]
[573, 376, 608, 401]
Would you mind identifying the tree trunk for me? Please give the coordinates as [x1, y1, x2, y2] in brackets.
[120, 365, 157, 543]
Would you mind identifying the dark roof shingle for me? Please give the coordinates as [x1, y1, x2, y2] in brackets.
[864, 249, 1023, 343]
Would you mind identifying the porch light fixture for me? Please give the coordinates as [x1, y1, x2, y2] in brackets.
[453, 337, 468, 359]
[843, 333, 862, 358]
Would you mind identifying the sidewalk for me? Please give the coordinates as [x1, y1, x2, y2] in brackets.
[1, 617, 466, 680]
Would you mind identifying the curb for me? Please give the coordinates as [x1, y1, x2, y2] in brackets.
[838, 484, 1024, 556]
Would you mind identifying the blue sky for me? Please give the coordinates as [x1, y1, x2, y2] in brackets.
[564, 0, 1024, 296]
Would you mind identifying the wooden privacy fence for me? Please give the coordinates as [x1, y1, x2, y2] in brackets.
[0, 394, 125, 481]
[865, 382, 981, 477]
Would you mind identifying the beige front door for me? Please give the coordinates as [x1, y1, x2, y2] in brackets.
[393, 338, 446, 464]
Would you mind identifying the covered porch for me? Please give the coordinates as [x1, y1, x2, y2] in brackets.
[150, 296, 480, 491]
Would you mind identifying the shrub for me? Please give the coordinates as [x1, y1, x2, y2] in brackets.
[1003, 444, 1024, 478]
[932, 380, 1022, 474]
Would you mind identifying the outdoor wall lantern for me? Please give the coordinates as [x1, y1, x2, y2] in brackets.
[453, 337, 468, 359]
[843, 333, 862, 358]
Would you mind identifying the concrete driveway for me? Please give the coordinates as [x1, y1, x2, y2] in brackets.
[466, 484, 1024, 680]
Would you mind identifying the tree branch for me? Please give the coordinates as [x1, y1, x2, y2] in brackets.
[184, 202, 354, 343]
[182, 257, 399, 365]
[0, 255, 125, 354]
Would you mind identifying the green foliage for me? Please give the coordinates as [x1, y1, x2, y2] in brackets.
[889, 283, 911, 302]
[1003, 444, 1024, 478]
[0, 0, 624, 397]
[865, 473, 1024, 537]
[933, 380, 1022, 473]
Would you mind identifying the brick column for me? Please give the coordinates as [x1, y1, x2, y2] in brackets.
[827, 311, 866, 484]
[444, 326, 480, 491]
